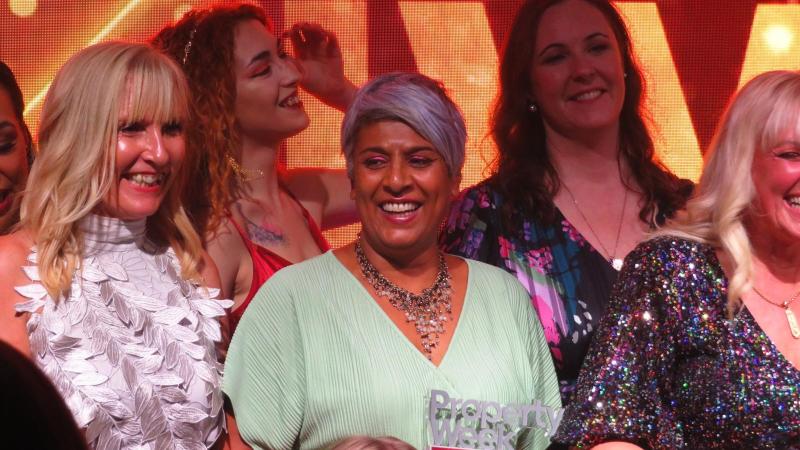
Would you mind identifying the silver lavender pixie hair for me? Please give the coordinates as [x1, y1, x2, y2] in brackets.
[341, 72, 467, 178]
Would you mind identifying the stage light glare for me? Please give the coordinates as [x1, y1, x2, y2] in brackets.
[9, 0, 36, 17]
[764, 24, 793, 54]
[174, 3, 192, 21]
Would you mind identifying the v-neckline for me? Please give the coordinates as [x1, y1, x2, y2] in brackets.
[737, 307, 800, 373]
[552, 206, 620, 272]
[707, 248, 800, 374]
[330, 252, 473, 369]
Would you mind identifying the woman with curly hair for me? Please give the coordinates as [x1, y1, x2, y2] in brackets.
[0, 60, 32, 234]
[0, 41, 232, 449]
[152, 3, 357, 332]
[440, 0, 692, 406]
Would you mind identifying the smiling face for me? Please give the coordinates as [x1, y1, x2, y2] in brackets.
[233, 19, 308, 146]
[747, 132, 800, 247]
[351, 120, 460, 258]
[97, 92, 185, 222]
[0, 87, 29, 228]
[529, 0, 625, 139]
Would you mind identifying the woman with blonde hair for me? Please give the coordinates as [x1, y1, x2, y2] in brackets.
[0, 41, 232, 449]
[554, 70, 800, 448]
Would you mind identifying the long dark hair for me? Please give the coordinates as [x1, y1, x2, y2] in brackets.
[0, 61, 33, 163]
[490, 0, 689, 228]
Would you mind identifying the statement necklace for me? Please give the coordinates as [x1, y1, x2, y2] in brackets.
[561, 183, 629, 271]
[355, 238, 453, 360]
[227, 155, 265, 182]
[752, 285, 800, 339]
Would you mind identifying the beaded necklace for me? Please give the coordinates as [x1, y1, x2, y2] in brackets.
[355, 238, 452, 360]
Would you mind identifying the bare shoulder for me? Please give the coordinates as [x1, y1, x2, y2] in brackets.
[0, 230, 34, 278]
[0, 230, 35, 299]
[206, 215, 242, 247]
[0, 230, 36, 356]
[206, 216, 248, 260]
[204, 216, 248, 300]
[199, 249, 222, 291]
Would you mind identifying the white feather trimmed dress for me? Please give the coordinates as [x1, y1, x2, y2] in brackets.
[15, 215, 233, 450]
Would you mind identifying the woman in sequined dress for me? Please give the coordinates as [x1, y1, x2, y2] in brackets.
[440, 0, 691, 406]
[223, 73, 561, 450]
[554, 70, 800, 448]
[0, 42, 233, 449]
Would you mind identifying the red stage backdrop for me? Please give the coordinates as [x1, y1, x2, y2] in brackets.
[2, 0, 800, 245]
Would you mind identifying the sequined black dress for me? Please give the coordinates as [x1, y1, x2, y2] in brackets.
[553, 236, 800, 449]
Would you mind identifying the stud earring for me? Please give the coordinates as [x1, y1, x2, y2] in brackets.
[528, 103, 538, 113]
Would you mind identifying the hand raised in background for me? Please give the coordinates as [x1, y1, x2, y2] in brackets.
[286, 22, 357, 112]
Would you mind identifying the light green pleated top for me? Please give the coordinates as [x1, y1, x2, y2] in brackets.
[223, 251, 561, 450]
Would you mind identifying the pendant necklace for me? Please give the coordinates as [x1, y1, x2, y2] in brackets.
[354, 237, 452, 360]
[751, 285, 800, 339]
[561, 182, 628, 271]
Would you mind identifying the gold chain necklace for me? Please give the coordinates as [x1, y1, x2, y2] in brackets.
[561, 182, 628, 271]
[751, 285, 800, 339]
[227, 155, 265, 182]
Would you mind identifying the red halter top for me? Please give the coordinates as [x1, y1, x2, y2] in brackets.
[228, 201, 330, 332]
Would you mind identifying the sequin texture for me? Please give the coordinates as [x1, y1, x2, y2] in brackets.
[553, 237, 800, 449]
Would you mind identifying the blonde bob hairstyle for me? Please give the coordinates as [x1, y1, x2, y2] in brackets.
[20, 41, 204, 300]
[658, 70, 800, 316]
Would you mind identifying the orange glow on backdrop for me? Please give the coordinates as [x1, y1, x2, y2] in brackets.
[2, 1, 800, 246]
[619, 2, 701, 182]
[740, 5, 800, 86]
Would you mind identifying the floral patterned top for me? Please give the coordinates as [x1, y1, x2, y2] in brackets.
[440, 180, 693, 406]
[441, 182, 618, 405]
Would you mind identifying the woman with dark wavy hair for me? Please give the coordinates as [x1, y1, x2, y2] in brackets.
[0, 61, 32, 234]
[441, 0, 691, 406]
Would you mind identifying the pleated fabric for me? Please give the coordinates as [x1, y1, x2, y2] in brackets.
[224, 251, 561, 450]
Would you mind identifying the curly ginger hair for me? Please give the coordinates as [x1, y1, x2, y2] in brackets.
[152, 4, 272, 236]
